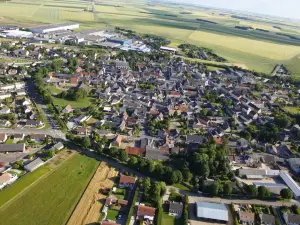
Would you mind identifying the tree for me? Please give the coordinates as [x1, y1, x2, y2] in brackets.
[118, 151, 128, 162]
[274, 113, 292, 129]
[240, 130, 252, 141]
[168, 170, 183, 184]
[128, 157, 138, 168]
[223, 183, 233, 196]
[258, 186, 270, 200]
[143, 178, 151, 198]
[82, 136, 91, 149]
[51, 58, 64, 72]
[210, 181, 223, 196]
[247, 185, 258, 198]
[182, 168, 193, 183]
[150, 182, 162, 204]
[280, 188, 293, 200]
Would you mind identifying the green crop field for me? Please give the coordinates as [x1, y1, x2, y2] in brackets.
[0, 153, 99, 225]
[1, 0, 300, 74]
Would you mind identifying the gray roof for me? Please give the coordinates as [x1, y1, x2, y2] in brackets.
[169, 202, 183, 213]
[0, 143, 25, 152]
[145, 146, 169, 161]
[259, 213, 275, 224]
[51, 142, 64, 150]
[196, 201, 228, 222]
[186, 135, 204, 144]
[24, 158, 44, 171]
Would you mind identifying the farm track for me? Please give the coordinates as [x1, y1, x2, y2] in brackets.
[67, 162, 118, 225]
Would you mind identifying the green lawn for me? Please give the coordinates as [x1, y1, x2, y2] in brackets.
[0, 165, 50, 207]
[162, 212, 183, 225]
[172, 183, 190, 192]
[52, 96, 94, 108]
[284, 106, 300, 115]
[5, 137, 14, 144]
[106, 209, 119, 221]
[0, 154, 99, 225]
[114, 188, 126, 200]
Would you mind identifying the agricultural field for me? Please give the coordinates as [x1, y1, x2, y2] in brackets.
[1, 0, 300, 74]
[0, 152, 99, 225]
[67, 162, 118, 225]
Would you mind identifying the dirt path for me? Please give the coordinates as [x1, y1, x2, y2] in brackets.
[67, 162, 118, 225]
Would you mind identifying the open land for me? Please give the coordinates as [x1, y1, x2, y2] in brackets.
[0, 151, 99, 225]
[1, 0, 300, 74]
[67, 162, 118, 225]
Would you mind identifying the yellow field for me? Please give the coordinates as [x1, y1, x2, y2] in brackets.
[188, 30, 300, 60]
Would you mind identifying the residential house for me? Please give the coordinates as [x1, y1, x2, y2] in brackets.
[101, 220, 120, 225]
[169, 202, 183, 218]
[0, 107, 10, 115]
[137, 205, 156, 221]
[259, 213, 275, 225]
[51, 142, 64, 151]
[25, 120, 44, 128]
[13, 134, 24, 142]
[288, 158, 300, 173]
[0, 143, 25, 153]
[238, 211, 255, 225]
[76, 127, 91, 135]
[119, 175, 136, 188]
[283, 213, 300, 225]
[0, 133, 7, 143]
[62, 104, 73, 114]
[145, 146, 169, 161]
[75, 115, 89, 124]
[110, 135, 122, 148]
[124, 146, 145, 156]
[30, 134, 46, 142]
[0, 93, 11, 100]
[0, 173, 18, 190]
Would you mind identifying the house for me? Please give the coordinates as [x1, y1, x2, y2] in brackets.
[110, 135, 122, 148]
[137, 205, 156, 221]
[25, 120, 44, 127]
[0, 173, 18, 189]
[0, 133, 7, 143]
[283, 213, 300, 225]
[288, 158, 300, 173]
[0, 120, 11, 127]
[75, 115, 89, 124]
[0, 107, 10, 114]
[22, 98, 31, 106]
[24, 158, 44, 172]
[169, 202, 183, 218]
[0, 93, 11, 100]
[13, 134, 25, 142]
[195, 201, 228, 222]
[101, 221, 120, 225]
[30, 134, 46, 142]
[76, 127, 91, 135]
[145, 146, 169, 161]
[124, 146, 145, 156]
[238, 211, 255, 225]
[105, 195, 128, 207]
[0, 143, 25, 153]
[119, 175, 136, 188]
[62, 104, 73, 114]
[259, 213, 275, 225]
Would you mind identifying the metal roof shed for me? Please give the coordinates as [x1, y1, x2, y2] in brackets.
[280, 171, 300, 198]
[196, 201, 229, 222]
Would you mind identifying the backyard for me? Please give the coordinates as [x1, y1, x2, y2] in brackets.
[0, 152, 99, 225]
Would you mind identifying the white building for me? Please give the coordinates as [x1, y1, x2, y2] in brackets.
[195, 201, 228, 222]
[0, 173, 18, 190]
[0, 93, 11, 100]
[280, 171, 300, 199]
[29, 23, 79, 34]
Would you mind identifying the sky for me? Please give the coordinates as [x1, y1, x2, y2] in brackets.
[170, 0, 300, 20]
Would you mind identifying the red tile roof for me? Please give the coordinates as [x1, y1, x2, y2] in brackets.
[101, 221, 120, 225]
[119, 175, 136, 184]
[137, 205, 156, 217]
[70, 77, 78, 84]
[125, 146, 145, 156]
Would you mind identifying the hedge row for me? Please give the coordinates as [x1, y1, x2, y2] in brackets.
[125, 187, 139, 225]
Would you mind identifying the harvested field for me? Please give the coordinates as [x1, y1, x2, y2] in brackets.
[67, 162, 118, 225]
